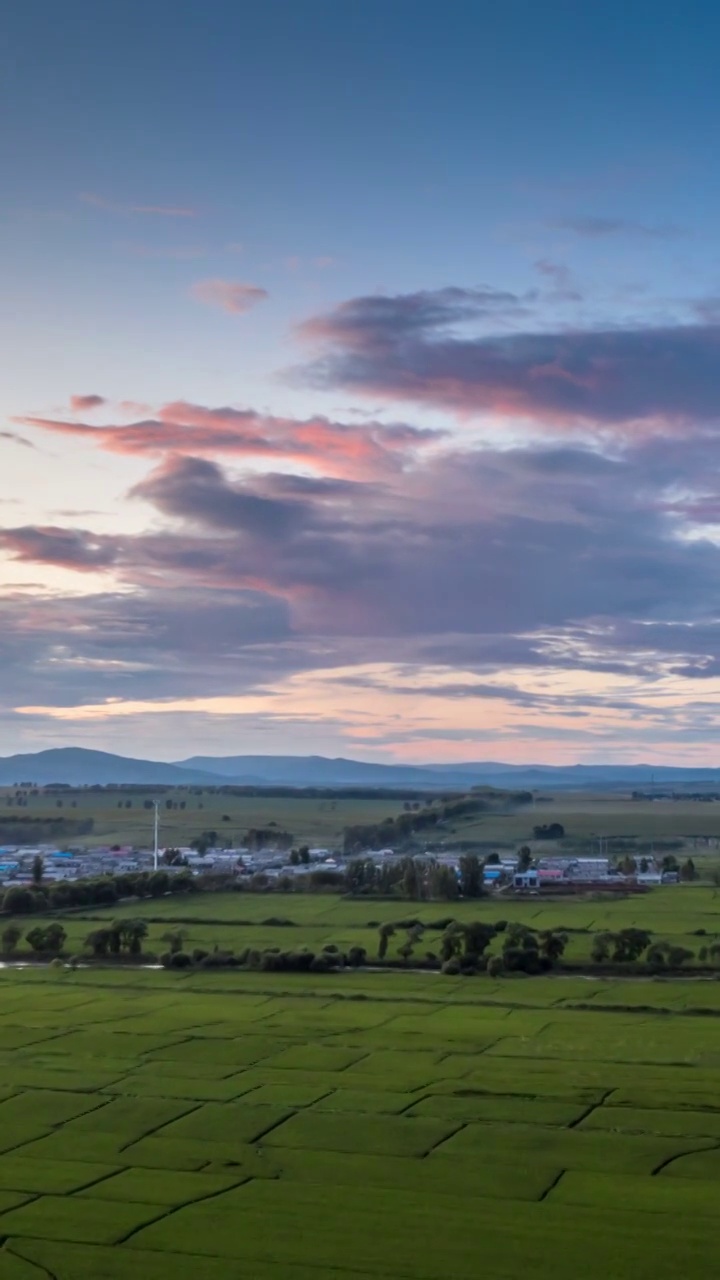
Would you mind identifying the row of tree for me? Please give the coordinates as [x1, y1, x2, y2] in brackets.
[0, 868, 197, 916]
[342, 797, 495, 854]
[344, 853, 486, 900]
[376, 918, 569, 975]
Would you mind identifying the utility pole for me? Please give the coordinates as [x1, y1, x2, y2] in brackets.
[152, 800, 159, 872]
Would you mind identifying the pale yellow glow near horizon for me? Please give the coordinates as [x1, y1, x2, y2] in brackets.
[15, 662, 720, 768]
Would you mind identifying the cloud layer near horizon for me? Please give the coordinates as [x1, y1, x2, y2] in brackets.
[3, 284, 720, 761]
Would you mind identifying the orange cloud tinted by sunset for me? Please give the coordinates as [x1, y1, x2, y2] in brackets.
[190, 279, 269, 314]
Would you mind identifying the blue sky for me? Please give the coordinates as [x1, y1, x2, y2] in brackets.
[1, 0, 720, 762]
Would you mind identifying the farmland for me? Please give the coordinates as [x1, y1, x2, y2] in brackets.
[4, 783, 720, 854]
[0, 963, 717, 1277]
[6, 883, 718, 969]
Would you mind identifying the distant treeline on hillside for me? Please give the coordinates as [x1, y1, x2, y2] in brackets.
[30, 783, 472, 800]
[343, 792, 532, 853]
[0, 818, 95, 843]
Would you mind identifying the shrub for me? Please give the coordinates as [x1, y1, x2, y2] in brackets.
[441, 958, 461, 975]
[262, 917, 296, 927]
[192, 948, 209, 963]
[487, 955, 504, 977]
[346, 945, 367, 967]
[310, 953, 333, 972]
[170, 951, 192, 968]
[494, 920, 508, 932]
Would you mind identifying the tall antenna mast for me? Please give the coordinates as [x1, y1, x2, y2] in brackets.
[152, 800, 159, 872]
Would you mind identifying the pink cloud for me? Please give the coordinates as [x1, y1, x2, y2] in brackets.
[190, 279, 269, 314]
[16, 399, 442, 480]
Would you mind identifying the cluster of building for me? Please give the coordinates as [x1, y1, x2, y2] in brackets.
[0, 844, 154, 883]
[512, 855, 672, 892]
[0, 843, 678, 894]
[0, 843, 335, 886]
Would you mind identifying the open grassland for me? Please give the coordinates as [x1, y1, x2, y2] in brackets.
[450, 791, 720, 848]
[0, 963, 717, 1275]
[0, 788, 412, 849]
[5, 785, 720, 852]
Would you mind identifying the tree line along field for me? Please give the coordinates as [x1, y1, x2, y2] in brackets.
[4, 784, 720, 853]
[4, 883, 720, 971]
[0, 967, 718, 1278]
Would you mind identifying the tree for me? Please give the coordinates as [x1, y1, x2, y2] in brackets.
[458, 853, 484, 899]
[1, 923, 22, 954]
[377, 922, 395, 960]
[532, 823, 565, 840]
[639, 857, 650, 873]
[538, 930, 568, 964]
[591, 932, 612, 963]
[462, 921, 496, 964]
[440, 922, 463, 964]
[161, 929, 188, 956]
[487, 955, 504, 977]
[646, 941, 694, 970]
[123, 920, 149, 955]
[517, 846, 533, 872]
[401, 858, 421, 899]
[31, 854, 44, 886]
[502, 925, 542, 974]
[429, 864, 459, 900]
[162, 848, 186, 866]
[85, 928, 113, 957]
[147, 870, 170, 897]
[25, 923, 66, 955]
[345, 858, 377, 894]
[299, 846, 311, 864]
[2, 887, 36, 914]
[597, 928, 653, 963]
[680, 857, 697, 882]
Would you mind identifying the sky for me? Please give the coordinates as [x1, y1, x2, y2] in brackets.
[2, 0, 720, 765]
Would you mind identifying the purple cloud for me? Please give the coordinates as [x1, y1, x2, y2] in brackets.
[296, 287, 720, 428]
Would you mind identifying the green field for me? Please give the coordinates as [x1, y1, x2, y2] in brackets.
[0, 788, 412, 849]
[0, 946, 718, 1276]
[15, 883, 718, 968]
[5, 784, 720, 853]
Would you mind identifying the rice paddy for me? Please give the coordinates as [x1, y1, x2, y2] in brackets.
[0, 961, 715, 1277]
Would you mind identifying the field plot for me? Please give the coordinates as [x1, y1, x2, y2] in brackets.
[0, 969, 717, 1277]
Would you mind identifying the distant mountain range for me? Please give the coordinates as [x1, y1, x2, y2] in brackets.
[0, 747, 717, 791]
